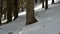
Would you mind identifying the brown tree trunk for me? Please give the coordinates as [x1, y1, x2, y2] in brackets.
[45, 0, 48, 10]
[13, 0, 18, 20]
[7, 0, 12, 23]
[52, 0, 54, 4]
[26, 0, 37, 25]
[42, 0, 44, 8]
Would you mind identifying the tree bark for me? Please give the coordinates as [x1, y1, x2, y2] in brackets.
[45, 0, 48, 10]
[26, 0, 37, 25]
[52, 0, 54, 4]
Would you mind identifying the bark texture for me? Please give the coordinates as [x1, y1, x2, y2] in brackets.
[26, 0, 37, 25]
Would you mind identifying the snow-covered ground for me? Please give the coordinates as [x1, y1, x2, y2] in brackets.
[0, 0, 60, 34]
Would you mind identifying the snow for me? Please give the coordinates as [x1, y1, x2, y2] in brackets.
[0, 0, 60, 34]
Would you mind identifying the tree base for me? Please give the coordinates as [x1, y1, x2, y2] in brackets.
[26, 19, 38, 25]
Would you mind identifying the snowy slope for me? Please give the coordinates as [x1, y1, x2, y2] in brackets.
[19, 3, 60, 34]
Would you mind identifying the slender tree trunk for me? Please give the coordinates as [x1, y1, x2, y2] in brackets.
[26, 0, 37, 25]
[20, 0, 24, 12]
[0, 16, 1, 25]
[13, 0, 18, 20]
[7, 0, 12, 23]
[0, 0, 3, 25]
[18, 0, 20, 12]
[52, 0, 54, 4]
[42, 0, 44, 8]
[45, 0, 48, 10]
[3, 0, 7, 20]
[3, 9, 7, 20]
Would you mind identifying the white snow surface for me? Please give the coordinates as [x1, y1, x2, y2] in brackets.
[0, 0, 60, 34]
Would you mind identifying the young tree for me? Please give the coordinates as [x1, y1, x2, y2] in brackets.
[45, 0, 48, 10]
[7, 0, 12, 23]
[52, 0, 54, 4]
[42, 0, 44, 8]
[26, 0, 37, 25]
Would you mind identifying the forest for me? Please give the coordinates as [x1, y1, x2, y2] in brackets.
[0, 0, 54, 25]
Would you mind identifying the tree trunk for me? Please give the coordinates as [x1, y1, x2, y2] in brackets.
[42, 0, 44, 8]
[18, 0, 20, 12]
[35, 0, 37, 3]
[26, 0, 37, 25]
[20, 0, 24, 12]
[52, 0, 54, 4]
[45, 0, 48, 10]
[7, 0, 12, 23]
[3, 9, 7, 20]
[13, 0, 18, 20]
[0, 0, 3, 25]
[3, 0, 7, 20]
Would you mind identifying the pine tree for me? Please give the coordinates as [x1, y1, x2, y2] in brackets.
[26, 0, 37, 25]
